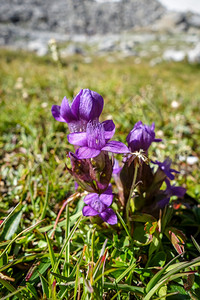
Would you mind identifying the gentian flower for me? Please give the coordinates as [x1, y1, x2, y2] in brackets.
[51, 89, 104, 132]
[67, 151, 113, 193]
[153, 158, 179, 180]
[158, 179, 186, 208]
[112, 159, 122, 175]
[68, 120, 129, 159]
[126, 121, 161, 152]
[82, 186, 117, 225]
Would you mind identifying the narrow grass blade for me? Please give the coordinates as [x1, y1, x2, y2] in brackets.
[40, 181, 49, 220]
[0, 253, 49, 272]
[0, 219, 45, 259]
[0, 285, 25, 300]
[145, 253, 183, 293]
[0, 203, 21, 230]
[116, 211, 132, 241]
[53, 215, 82, 273]
[115, 262, 136, 284]
[92, 268, 118, 285]
[64, 204, 70, 277]
[104, 282, 144, 294]
[191, 236, 200, 253]
[74, 264, 80, 300]
[45, 233, 56, 269]
[144, 257, 200, 300]
[40, 274, 50, 299]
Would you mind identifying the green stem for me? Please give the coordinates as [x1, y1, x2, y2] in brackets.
[126, 163, 139, 231]
[65, 204, 70, 277]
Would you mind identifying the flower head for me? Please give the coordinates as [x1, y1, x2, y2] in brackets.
[153, 158, 179, 180]
[68, 120, 129, 159]
[51, 89, 104, 132]
[82, 186, 117, 225]
[126, 121, 161, 152]
[67, 151, 113, 193]
[158, 178, 186, 208]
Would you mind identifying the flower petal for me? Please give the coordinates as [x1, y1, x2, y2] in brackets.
[158, 197, 170, 208]
[67, 132, 87, 146]
[51, 105, 66, 122]
[99, 186, 113, 206]
[76, 147, 101, 159]
[171, 186, 186, 198]
[71, 90, 82, 117]
[60, 96, 77, 123]
[100, 208, 117, 225]
[82, 206, 98, 216]
[102, 141, 129, 154]
[102, 120, 115, 140]
[84, 193, 99, 205]
[79, 89, 104, 121]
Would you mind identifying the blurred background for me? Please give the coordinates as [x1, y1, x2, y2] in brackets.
[1, 0, 200, 59]
[0, 0, 200, 211]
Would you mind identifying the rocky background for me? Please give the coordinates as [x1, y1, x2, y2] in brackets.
[1, 0, 200, 62]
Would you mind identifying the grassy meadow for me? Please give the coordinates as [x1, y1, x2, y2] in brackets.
[0, 47, 200, 299]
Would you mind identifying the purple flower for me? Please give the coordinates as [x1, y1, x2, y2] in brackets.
[68, 120, 129, 159]
[67, 151, 113, 193]
[153, 158, 179, 180]
[112, 159, 122, 175]
[158, 179, 186, 208]
[126, 121, 161, 152]
[51, 89, 104, 132]
[82, 186, 117, 225]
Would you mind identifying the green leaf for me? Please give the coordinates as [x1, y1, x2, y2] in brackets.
[104, 282, 144, 294]
[27, 259, 51, 282]
[131, 213, 157, 223]
[1, 210, 23, 241]
[26, 282, 38, 299]
[0, 203, 20, 230]
[40, 274, 50, 299]
[0, 219, 45, 260]
[74, 264, 80, 300]
[145, 253, 183, 294]
[45, 233, 56, 269]
[115, 262, 136, 284]
[0, 282, 25, 300]
[148, 251, 166, 268]
[191, 236, 200, 253]
[53, 216, 82, 274]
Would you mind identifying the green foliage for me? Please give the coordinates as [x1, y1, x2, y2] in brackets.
[0, 48, 200, 298]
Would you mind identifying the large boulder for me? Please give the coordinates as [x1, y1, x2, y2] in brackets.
[0, 0, 166, 35]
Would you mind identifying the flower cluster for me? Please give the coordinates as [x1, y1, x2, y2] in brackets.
[52, 89, 186, 224]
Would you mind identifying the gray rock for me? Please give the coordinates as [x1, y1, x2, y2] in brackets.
[187, 43, 200, 63]
[27, 40, 48, 56]
[163, 49, 185, 62]
[61, 44, 85, 56]
[185, 13, 200, 29]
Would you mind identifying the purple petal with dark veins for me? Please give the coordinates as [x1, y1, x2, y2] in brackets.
[60, 96, 77, 122]
[113, 159, 122, 174]
[102, 141, 129, 154]
[99, 186, 113, 207]
[84, 193, 99, 205]
[76, 147, 101, 159]
[100, 208, 117, 225]
[67, 132, 87, 146]
[79, 89, 104, 121]
[82, 206, 98, 216]
[51, 105, 66, 122]
[102, 120, 115, 140]
[71, 89, 83, 117]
